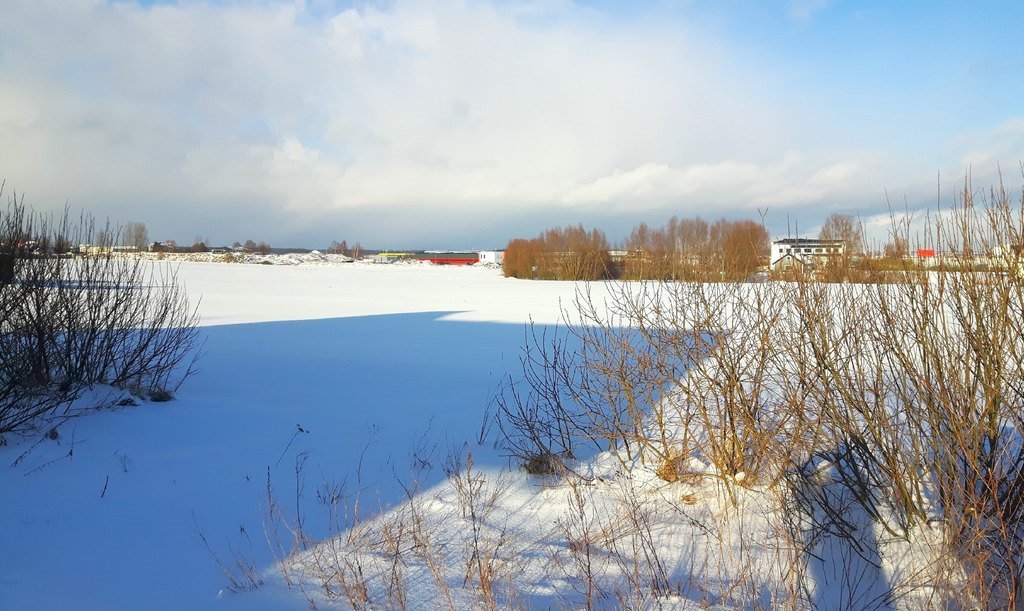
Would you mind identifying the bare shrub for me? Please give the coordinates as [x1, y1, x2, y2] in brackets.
[495, 279, 809, 499]
[262, 450, 376, 607]
[195, 512, 264, 593]
[783, 175, 1024, 607]
[655, 446, 688, 483]
[494, 174, 1024, 607]
[611, 478, 673, 604]
[556, 477, 608, 609]
[262, 431, 527, 610]
[443, 450, 518, 610]
[0, 192, 200, 436]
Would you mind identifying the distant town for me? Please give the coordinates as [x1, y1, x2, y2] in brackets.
[8, 213, 1021, 283]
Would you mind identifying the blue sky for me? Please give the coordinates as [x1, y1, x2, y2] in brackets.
[1, 0, 1021, 248]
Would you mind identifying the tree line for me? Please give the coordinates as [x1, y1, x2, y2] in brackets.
[503, 225, 612, 280]
[503, 217, 769, 281]
[116, 224, 366, 258]
[326, 240, 363, 258]
[76, 220, 279, 256]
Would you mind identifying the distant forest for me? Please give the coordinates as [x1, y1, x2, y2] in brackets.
[503, 217, 769, 281]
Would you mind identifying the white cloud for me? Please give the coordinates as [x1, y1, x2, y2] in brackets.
[789, 0, 829, 20]
[957, 117, 1024, 172]
[558, 154, 873, 213]
[0, 0, 1018, 246]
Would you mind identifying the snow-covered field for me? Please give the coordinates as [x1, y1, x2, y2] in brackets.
[3, 260, 952, 610]
[0, 261, 601, 609]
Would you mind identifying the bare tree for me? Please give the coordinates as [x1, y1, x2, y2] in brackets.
[240, 239, 271, 254]
[190, 235, 210, 253]
[503, 225, 611, 280]
[819, 213, 864, 254]
[123, 221, 149, 251]
[883, 236, 908, 259]
[95, 228, 114, 250]
[718, 219, 769, 280]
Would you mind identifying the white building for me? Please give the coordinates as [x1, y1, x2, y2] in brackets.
[478, 251, 504, 265]
[770, 238, 845, 270]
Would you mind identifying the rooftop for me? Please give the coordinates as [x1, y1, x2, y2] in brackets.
[773, 238, 846, 245]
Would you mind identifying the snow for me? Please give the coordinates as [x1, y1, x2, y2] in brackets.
[0, 261, 597, 609]
[0, 261, 944, 609]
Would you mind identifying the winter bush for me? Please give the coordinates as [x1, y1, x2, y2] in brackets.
[495, 176, 1024, 607]
[0, 192, 201, 437]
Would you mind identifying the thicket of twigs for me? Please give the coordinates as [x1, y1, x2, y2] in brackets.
[0, 191, 201, 438]
[493, 177, 1024, 608]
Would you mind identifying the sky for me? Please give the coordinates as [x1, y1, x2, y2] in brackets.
[1, 0, 1022, 249]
